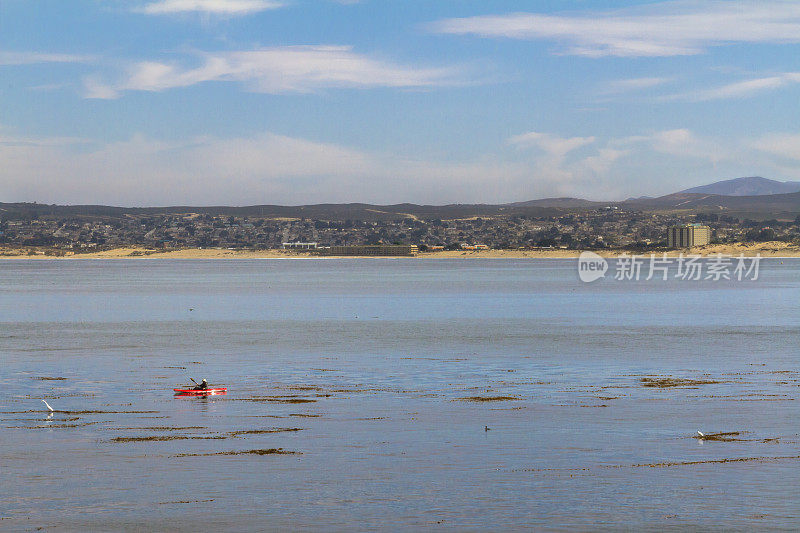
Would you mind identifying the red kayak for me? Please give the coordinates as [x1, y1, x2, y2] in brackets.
[173, 387, 227, 396]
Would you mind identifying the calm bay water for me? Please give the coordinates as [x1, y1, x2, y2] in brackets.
[1, 258, 799, 530]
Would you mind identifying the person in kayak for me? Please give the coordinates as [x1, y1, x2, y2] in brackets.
[193, 379, 208, 390]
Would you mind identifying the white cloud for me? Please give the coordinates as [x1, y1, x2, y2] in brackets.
[5, 127, 800, 205]
[138, 0, 283, 15]
[0, 127, 636, 204]
[0, 130, 532, 205]
[751, 133, 800, 161]
[616, 128, 731, 164]
[508, 131, 595, 159]
[507, 132, 629, 196]
[582, 148, 629, 175]
[0, 51, 94, 66]
[85, 46, 462, 98]
[83, 75, 120, 99]
[429, 1, 800, 57]
[665, 72, 800, 101]
[649, 129, 713, 158]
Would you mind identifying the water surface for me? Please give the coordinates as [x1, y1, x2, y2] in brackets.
[1, 259, 799, 530]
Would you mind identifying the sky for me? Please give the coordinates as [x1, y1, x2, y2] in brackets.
[2, 0, 800, 206]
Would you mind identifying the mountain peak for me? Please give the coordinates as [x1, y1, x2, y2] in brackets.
[680, 177, 800, 196]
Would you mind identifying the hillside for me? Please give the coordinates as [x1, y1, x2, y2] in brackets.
[679, 176, 800, 196]
[622, 191, 800, 218]
[3, 177, 800, 222]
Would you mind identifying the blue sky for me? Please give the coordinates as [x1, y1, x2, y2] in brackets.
[2, 0, 800, 205]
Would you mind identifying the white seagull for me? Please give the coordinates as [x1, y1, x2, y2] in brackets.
[696, 430, 704, 437]
[41, 399, 54, 412]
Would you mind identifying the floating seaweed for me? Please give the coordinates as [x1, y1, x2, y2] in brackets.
[112, 426, 207, 431]
[56, 410, 160, 414]
[458, 396, 521, 402]
[694, 431, 741, 441]
[640, 377, 720, 388]
[112, 435, 227, 442]
[174, 448, 300, 457]
[508, 455, 800, 473]
[239, 397, 317, 404]
[228, 428, 303, 436]
[22, 422, 104, 429]
[630, 455, 800, 468]
[159, 499, 215, 505]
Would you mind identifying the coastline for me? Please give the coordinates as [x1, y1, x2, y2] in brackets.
[2, 241, 799, 259]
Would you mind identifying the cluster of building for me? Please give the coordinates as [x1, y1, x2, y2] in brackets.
[1, 208, 797, 253]
[282, 242, 419, 255]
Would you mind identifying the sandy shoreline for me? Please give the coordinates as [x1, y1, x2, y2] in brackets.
[2, 242, 799, 259]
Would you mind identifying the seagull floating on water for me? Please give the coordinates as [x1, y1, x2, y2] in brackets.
[41, 399, 54, 412]
[697, 430, 705, 437]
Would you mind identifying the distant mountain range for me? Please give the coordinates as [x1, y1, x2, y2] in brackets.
[679, 176, 800, 196]
[621, 191, 800, 217]
[2, 177, 800, 221]
[616, 177, 800, 218]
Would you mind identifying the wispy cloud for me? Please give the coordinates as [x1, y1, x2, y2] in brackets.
[138, 0, 283, 15]
[0, 51, 94, 66]
[616, 128, 732, 164]
[84, 46, 463, 98]
[507, 131, 638, 197]
[664, 72, 800, 101]
[508, 131, 595, 160]
[751, 133, 800, 161]
[428, 1, 800, 57]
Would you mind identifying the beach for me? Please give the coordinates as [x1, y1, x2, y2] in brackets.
[2, 241, 799, 259]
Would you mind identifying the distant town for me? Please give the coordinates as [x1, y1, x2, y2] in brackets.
[2, 177, 799, 256]
[1, 204, 798, 256]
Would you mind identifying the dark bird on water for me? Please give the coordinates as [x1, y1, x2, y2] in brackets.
[484, 425, 491, 431]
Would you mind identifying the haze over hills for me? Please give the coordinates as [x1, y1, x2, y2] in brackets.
[679, 176, 800, 196]
[621, 191, 800, 218]
[2, 177, 800, 221]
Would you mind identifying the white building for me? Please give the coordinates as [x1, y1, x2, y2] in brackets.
[282, 242, 318, 249]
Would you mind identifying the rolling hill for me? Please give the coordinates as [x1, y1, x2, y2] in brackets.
[2, 177, 800, 221]
[679, 176, 800, 196]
